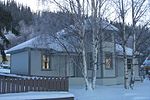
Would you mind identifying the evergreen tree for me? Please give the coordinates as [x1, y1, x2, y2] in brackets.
[0, 7, 19, 61]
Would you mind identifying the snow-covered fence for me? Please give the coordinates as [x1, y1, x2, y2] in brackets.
[0, 76, 68, 94]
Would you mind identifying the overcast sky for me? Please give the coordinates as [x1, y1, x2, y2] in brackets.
[0, 0, 56, 12]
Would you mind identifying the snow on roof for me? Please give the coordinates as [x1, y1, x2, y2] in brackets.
[7, 34, 75, 53]
[144, 60, 150, 67]
[0, 33, 16, 44]
[116, 44, 133, 56]
[0, 92, 74, 100]
[7, 33, 133, 56]
[143, 56, 150, 67]
[5, 33, 16, 40]
[56, 29, 67, 36]
[4, 50, 10, 56]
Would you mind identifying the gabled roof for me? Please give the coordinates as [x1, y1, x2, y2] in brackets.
[6, 34, 75, 54]
[7, 34, 133, 56]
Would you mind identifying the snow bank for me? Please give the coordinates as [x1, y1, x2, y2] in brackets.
[0, 92, 74, 100]
[70, 79, 150, 100]
[0, 68, 10, 73]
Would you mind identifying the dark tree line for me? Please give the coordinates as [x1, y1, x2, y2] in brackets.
[33, 11, 74, 35]
[0, 0, 34, 61]
[0, 6, 17, 61]
[0, 1, 75, 48]
[0, 0, 33, 26]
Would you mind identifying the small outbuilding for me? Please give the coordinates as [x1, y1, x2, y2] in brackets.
[7, 34, 75, 77]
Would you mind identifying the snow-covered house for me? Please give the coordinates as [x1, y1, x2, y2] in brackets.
[142, 55, 150, 74]
[7, 34, 75, 77]
[6, 21, 140, 86]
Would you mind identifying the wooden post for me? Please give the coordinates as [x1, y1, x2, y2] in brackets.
[20, 78, 24, 92]
[16, 78, 19, 93]
[0, 78, 2, 94]
[2, 78, 5, 94]
[6, 78, 10, 93]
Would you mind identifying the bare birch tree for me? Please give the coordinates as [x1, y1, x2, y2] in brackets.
[112, 0, 130, 89]
[112, 0, 150, 89]
[44, 0, 111, 90]
[130, 0, 149, 89]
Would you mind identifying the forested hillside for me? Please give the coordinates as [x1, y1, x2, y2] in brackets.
[0, 0, 33, 26]
[0, 0, 150, 56]
[0, 0, 74, 46]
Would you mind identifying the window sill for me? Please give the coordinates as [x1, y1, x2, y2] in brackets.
[105, 68, 113, 70]
[41, 69, 52, 71]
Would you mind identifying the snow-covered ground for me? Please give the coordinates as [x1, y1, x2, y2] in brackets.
[70, 79, 150, 100]
[0, 92, 74, 100]
[0, 68, 149, 100]
[0, 80, 149, 100]
[0, 67, 10, 73]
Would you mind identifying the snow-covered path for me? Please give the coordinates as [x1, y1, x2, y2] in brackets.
[70, 79, 150, 100]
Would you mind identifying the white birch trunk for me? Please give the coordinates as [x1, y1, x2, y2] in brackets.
[53, 0, 108, 90]
[91, 0, 98, 90]
[81, 25, 91, 90]
[91, 29, 98, 89]
[82, 46, 91, 90]
[92, 39, 98, 89]
[130, 0, 137, 89]
[121, 0, 129, 89]
[123, 47, 129, 89]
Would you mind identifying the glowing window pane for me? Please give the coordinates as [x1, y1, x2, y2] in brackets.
[42, 55, 50, 70]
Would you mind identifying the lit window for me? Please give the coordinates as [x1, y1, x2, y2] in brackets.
[42, 55, 50, 70]
[105, 52, 113, 69]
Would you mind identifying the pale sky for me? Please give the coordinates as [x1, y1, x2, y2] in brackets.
[1, 0, 56, 12]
